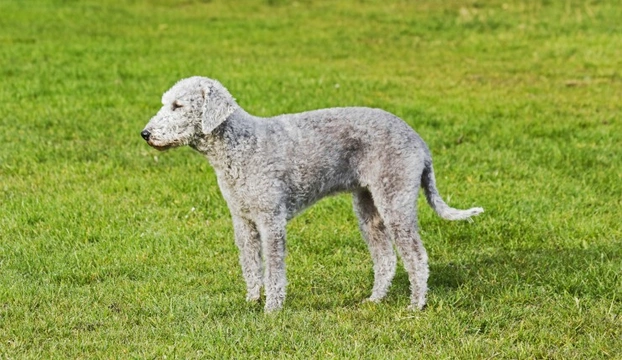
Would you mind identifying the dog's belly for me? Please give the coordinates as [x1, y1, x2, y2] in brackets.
[283, 167, 362, 219]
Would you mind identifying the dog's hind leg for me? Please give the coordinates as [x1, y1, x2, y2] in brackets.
[372, 186, 429, 311]
[353, 189, 397, 303]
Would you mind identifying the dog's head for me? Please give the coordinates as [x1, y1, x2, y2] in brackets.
[141, 76, 237, 150]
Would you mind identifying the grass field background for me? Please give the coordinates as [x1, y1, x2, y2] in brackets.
[1, 0, 620, 358]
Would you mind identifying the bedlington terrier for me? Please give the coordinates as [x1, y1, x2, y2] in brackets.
[141, 76, 483, 312]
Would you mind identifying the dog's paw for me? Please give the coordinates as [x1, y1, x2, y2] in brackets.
[264, 302, 283, 313]
[264, 295, 284, 313]
[246, 293, 261, 302]
[406, 302, 427, 311]
[245, 285, 261, 302]
[362, 297, 382, 304]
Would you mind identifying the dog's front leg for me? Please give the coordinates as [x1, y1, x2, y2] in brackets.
[256, 215, 287, 312]
[232, 216, 263, 302]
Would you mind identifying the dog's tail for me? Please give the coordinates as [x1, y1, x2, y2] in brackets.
[421, 158, 484, 221]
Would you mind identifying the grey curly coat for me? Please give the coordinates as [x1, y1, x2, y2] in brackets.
[141, 76, 483, 312]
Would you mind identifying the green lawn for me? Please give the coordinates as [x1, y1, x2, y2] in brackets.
[1, 0, 620, 358]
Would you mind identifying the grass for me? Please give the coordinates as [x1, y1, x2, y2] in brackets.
[1, 0, 621, 358]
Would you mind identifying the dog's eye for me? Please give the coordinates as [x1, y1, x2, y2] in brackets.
[172, 101, 183, 111]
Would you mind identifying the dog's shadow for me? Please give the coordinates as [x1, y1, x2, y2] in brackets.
[419, 245, 619, 308]
[286, 243, 620, 311]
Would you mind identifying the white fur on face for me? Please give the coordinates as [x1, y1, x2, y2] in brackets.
[143, 78, 206, 150]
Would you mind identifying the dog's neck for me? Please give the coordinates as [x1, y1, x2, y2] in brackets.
[191, 107, 261, 171]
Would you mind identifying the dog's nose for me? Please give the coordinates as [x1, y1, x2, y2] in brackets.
[141, 130, 151, 141]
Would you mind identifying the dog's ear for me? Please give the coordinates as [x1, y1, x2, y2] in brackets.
[200, 80, 236, 134]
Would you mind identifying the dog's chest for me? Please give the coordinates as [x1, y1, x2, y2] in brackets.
[214, 166, 280, 216]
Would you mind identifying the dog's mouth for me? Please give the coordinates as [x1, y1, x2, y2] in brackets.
[147, 141, 173, 151]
